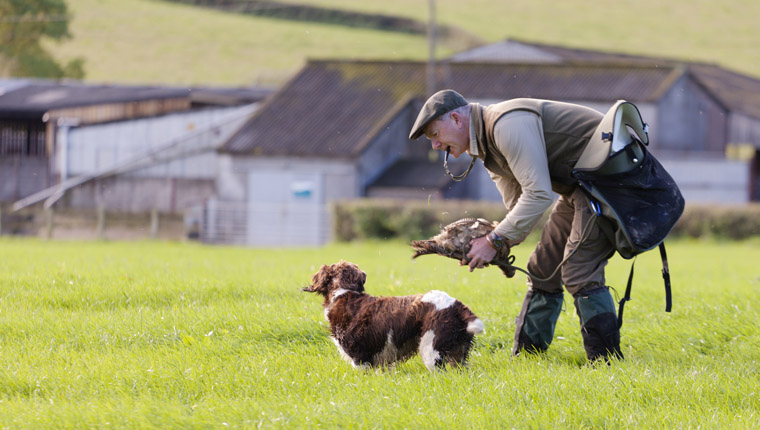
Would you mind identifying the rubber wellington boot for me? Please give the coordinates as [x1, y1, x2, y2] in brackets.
[512, 288, 564, 356]
[573, 287, 624, 362]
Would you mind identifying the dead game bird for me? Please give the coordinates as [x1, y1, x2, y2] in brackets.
[410, 218, 517, 278]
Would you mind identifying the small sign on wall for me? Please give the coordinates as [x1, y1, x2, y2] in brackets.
[726, 143, 756, 161]
[291, 181, 313, 199]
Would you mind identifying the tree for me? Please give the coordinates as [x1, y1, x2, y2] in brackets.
[0, 0, 85, 79]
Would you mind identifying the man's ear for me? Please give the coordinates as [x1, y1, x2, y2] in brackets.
[450, 111, 463, 128]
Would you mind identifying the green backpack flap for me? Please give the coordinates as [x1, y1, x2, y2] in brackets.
[572, 101, 685, 327]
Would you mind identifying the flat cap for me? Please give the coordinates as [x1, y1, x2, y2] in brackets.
[409, 89, 468, 140]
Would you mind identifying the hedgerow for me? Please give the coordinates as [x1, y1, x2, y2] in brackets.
[333, 199, 760, 241]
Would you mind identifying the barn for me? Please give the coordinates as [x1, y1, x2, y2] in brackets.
[4, 41, 760, 246]
[208, 47, 760, 246]
[0, 79, 270, 236]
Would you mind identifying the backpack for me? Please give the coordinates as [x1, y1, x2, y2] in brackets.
[572, 101, 685, 327]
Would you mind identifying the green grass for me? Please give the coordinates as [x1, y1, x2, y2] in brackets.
[47, 0, 760, 86]
[49, 0, 439, 86]
[291, 0, 760, 74]
[0, 237, 758, 428]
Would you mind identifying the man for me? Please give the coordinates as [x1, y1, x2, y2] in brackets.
[409, 89, 623, 362]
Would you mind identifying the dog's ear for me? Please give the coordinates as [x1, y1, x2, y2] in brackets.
[335, 261, 366, 293]
[303, 264, 333, 295]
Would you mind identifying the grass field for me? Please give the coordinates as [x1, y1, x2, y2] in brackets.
[50, 0, 439, 86]
[1, 237, 758, 428]
[49, 0, 760, 86]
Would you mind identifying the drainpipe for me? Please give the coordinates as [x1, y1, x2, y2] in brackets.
[55, 117, 81, 184]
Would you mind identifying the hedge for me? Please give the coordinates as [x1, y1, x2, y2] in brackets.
[671, 203, 760, 240]
[332, 199, 538, 242]
[332, 199, 760, 242]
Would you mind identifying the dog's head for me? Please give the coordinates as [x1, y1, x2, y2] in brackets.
[302, 260, 367, 297]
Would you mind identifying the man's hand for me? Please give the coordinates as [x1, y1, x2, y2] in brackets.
[463, 235, 498, 272]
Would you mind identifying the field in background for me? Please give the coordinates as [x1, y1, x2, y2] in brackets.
[0, 237, 758, 428]
[49, 0, 438, 86]
[292, 0, 760, 71]
[50, 0, 760, 86]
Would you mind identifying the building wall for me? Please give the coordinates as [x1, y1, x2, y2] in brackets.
[658, 155, 750, 204]
[65, 104, 257, 180]
[36, 104, 258, 213]
[211, 154, 357, 246]
[356, 105, 415, 193]
[0, 155, 49, 202]
[65, 177, 215, 213]
[728, 113, 760, 147]
[217, 155, 357, 202]
[656, 75, 726, 153]
[46, 98, 191, 126]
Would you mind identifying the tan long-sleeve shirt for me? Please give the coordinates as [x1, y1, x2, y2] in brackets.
[468, 100, 603, 245]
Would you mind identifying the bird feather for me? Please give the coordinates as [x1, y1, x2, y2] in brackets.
[410, 218, 516, 278]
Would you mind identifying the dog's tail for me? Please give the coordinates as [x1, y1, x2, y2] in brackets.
[454, 301, 485, 335]
[466, 317, 485, 335]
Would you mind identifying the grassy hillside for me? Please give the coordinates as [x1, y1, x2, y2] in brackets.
[278, 0, 760, 75]
[47, 0, 439, 86]
[0, 237, 759, 427]
[47, 0, 760, 86]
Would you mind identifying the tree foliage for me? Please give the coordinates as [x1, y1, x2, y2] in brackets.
[0, 0, 85, 79]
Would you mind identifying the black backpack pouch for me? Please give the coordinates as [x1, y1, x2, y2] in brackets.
[573, 141, 684, 326]
[573, 141, 684, 259]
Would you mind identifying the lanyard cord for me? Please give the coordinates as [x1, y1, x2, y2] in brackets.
[444, 148, 476, 182]
[496, 213, 598, 283]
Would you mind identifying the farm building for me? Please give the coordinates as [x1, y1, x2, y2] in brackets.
[0, 79, 270, 235]
[3, 41, 760, 246]
[210, 42, 760, 246]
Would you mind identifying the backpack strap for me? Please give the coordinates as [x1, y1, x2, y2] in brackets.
[617, 258, 635, 329]
[617, 242, 673, 329]
[660, 243, 673, 312]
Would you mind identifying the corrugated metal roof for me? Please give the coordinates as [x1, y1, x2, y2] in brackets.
[0, 82, 192, 120]
[450, 39, 686, 66]
[451, 39, 760, 120]
[222, 60, 678, 156]
[0, 81, 271, 120]
[445, 62, 676, 102]
[688, 64, 760, 119]
[449, 40, 563, 63]
[223, 61, 427, 157]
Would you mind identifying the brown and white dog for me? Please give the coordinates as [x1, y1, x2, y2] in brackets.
[302, 260, 484, 371]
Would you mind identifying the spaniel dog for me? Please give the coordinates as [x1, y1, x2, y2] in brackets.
[302, 260, 484, 371]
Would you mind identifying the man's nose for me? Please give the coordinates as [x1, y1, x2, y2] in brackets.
[430, 140, 441, 150]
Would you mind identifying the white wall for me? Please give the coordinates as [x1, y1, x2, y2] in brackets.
[64, 104, 257, 180]
[209, 155, 357, 246]
[657, 155, 750, 204]
[729, 113, 760, 146]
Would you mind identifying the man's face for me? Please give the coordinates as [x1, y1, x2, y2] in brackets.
[423, 112, 468, 158]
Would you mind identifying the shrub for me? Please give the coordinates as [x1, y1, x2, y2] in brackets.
[332, 199, 531, 242]
[672, 204, 760, 240]
[333, 199, 760, 242]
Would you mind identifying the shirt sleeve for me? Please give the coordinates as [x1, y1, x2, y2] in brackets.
[491, 111, 554, 245]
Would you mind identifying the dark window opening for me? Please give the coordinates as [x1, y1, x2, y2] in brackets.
[0, 121, 46, 156]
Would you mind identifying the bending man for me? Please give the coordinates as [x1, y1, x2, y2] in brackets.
[409, 89, 623, 362]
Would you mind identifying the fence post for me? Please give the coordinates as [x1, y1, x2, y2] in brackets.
[96, 205, 105, 240]
[45, 207, 54, 239]
[150, 208, 159, 239]
[207, 199, 217, 242]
